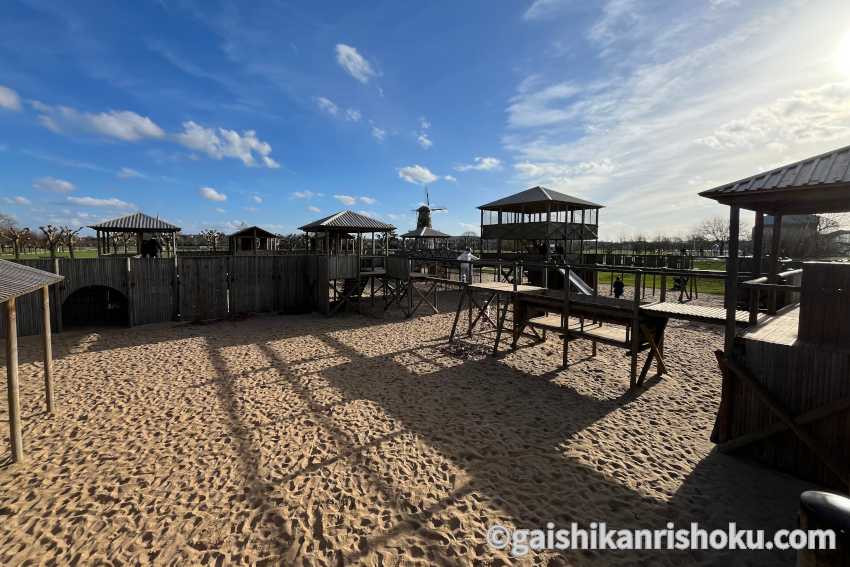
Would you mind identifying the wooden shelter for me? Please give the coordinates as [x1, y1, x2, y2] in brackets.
[700, 143, 850, 490]
[299, 211, 396, 256]
[400, 226, 451, 251]
[227, 226, 279, 255]
[478, 186, 602, 260]
[1, 260, 63, 463]
[89, 212, 181, 258]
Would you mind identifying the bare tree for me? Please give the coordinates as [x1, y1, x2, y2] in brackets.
[61, 226, 84, 259]
[200, 229, 224, 252]
[2, 225, 31, 260]
[39, 224, 64, 259]
[699, 216, 730, 256]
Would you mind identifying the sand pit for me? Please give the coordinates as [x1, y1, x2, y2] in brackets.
[0, 300, 815, 565]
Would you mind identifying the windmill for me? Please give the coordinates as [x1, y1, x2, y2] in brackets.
[412, 187, 446, 232]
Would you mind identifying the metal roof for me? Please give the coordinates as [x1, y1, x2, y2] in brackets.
[400, 227, 451, 238]
[0, 260, 64, 303]
[700, 144, 850, 214]
[478, 186, 603, 212]
[299, 210, 396, 232]
[89, 212, 181, 232]
[228, 226, 279, 238]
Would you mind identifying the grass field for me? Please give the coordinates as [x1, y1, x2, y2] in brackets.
[0, 248, 99, 260]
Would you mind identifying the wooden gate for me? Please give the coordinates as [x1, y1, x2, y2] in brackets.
[178, 257, 230, 322]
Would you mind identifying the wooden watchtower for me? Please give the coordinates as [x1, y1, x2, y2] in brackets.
[478, 186, 603, 262]
[89, 212, 181, 258]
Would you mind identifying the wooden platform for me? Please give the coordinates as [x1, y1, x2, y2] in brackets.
[739, 306, 799, 346]
[468, 281, 544, 293]
[640, 301, 752, 325]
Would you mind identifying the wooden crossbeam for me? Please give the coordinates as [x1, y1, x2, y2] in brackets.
[410, 280, 439, 316]
[717, 352, 848, 488]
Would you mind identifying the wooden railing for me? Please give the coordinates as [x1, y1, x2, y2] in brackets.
[742, 268, 803, 324]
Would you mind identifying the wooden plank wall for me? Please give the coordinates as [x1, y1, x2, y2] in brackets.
[798, 262, 850, 347]
[178, 256, 231, 322]
[736, 337, 850, 490]
[1, 255, 354, 336]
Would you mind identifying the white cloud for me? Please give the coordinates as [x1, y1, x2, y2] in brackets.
[175, 121, 280, 168]
[695, 82, 850, 150]
[398, 165, 438, 185]
[0, 85, 21, 111]
[307, 205, 321, 213]
[67, 196, 134, 209]
[215, 207, 226, 213]
[346, 108, 362, 122]
[199, 186, 227, 202]
[244, 206, 258, 213]
[371, 126, 386, 142]
[34, 103, 165, 141]
[455, 157, 502, 172]
[316, 96, 339, 116]
[359, 196, 376, 205]
[417, 133, 433, 149]
[33, 177, 75, 193]
[292, 190, 321, 199]
[444, 175, 457, 182]
[523, 0, 570, 21]
[252, 195, 263, 204]
[419, 117, 431, 130]
[335, 44, 377, 83]
[3, 196, 30, 205]
[334, 194, 356, 206]
[117, 167, 144, 179]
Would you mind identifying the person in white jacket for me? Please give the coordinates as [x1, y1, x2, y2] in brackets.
[457, 248, 479, 283]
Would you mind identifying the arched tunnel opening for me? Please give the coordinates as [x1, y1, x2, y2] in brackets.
[62, 286, 129, 328]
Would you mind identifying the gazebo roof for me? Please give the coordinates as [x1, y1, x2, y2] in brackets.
[700, 144, 850, 214]
[401, 227, 451, 238]
[89, 212, 181, 232]
[299, 210, 396, 233]
[0, 260, 64, 303]
[478, 186, 603, 213]
[229, 226, 278, 239]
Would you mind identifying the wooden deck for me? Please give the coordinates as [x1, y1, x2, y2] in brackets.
[739, 306, 799, 346]
[640, 301, 752, 325]
[468, 281, 544, 293]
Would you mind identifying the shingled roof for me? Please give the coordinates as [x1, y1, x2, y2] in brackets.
[400, 227, 451, 238]
[229, 225, 278, 239]
[89, 212, 181, 232]
[299, 211, 396, 233]
[478, 186, 603, 213]
[0, 260, 64, 303]
[700, 144, 850, 214]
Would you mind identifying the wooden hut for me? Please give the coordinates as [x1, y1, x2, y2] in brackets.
[89, 212, 181, 258]
[700, 144, 850, 490]
[1, 260, 63, 463]
[400, 226, 451, 251]
[478, 186, 603, 261]
[227, 226, 279, 255]
[299, 211, 396, 256]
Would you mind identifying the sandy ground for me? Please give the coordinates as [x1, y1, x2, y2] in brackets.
[0, 291, 815, 566]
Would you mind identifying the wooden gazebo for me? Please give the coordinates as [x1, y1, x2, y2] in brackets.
[299, 211, 396, 256]
[89, 212, 181, 258]
[400, 226, 451, 251]
[1, 260, 63, 463]
[478, 186, 603, 260]
[700, 144, 850, 490]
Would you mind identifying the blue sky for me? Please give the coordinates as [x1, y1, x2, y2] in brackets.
[2, 0, 850, 238]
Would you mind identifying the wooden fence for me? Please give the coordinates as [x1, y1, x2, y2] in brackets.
[1, 255, 334, 337]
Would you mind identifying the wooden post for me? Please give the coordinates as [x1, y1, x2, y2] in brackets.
[725, 205, 741, 354]
[630, 271, 642, 388]
[750, 212, 765, 324]
[562, 266, 570, 368]
[767, 214, 783, 314]
[42, 286, 55, 414]
[5, 298, 23, 462]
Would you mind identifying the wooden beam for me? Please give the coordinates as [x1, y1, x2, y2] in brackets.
[5, 298, 23, 462]
[719, 353, 847, 486]
[42, 286, 55, 414]
[725, 205, 740, 354]
[767, 214, 783, 314]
